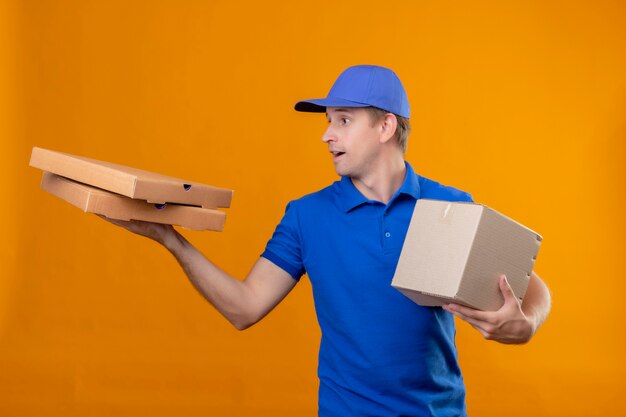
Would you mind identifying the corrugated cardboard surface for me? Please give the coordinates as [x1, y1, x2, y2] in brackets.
[41, 172, 226, 231]
[392, 199, 542, 311]
[30, 147, 233, 208]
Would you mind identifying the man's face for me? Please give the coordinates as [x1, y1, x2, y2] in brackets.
[323, 107, 383, 178]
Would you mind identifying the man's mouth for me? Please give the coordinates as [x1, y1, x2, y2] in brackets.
[331, 151, 345, 157]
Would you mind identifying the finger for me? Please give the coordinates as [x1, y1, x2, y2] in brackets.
[444, 303, 491, 322]
[498, 274, 521, 308]
[100, 216, 133, 228]
[96, 213, 123, 224]
[445, 308, 493, 336]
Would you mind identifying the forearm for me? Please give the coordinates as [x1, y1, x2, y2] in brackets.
[159, 229, 257, 329]
[100, 217, 296, 330]
[521, 271, 551, 334]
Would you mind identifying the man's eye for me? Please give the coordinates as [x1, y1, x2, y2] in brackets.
[341, 118, 349, 124]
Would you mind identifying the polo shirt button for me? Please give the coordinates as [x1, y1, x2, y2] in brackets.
[385, 232, 391, 238]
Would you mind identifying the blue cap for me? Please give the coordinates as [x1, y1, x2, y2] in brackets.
[295, 65, 410, 118]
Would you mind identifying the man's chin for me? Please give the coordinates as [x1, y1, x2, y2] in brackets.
[333, 165, 349, 177]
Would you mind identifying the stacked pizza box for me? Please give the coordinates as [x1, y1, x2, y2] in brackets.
[29, 147, 233, 231]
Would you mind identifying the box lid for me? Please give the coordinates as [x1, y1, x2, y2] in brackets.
[30, 147, 233, 208]
[41, 172, 226, 231]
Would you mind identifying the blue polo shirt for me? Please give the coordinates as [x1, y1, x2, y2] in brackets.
[262, 162, 473, 417]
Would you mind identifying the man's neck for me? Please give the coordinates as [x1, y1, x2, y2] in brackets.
[350, 156, 406, 205]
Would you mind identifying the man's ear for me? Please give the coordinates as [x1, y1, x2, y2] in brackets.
[379, 113, 398, 144]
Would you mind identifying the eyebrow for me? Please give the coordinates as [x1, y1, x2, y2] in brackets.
[326, 108, 354, 117]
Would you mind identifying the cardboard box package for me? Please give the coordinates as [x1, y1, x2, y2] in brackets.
[40, 172, 226, 231]
[391, 199, 542, 311]
[30, 147, 233, 208]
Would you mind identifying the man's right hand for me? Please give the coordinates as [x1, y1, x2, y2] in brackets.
[97, 215, 177, 244]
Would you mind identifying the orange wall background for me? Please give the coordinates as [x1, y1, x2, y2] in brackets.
[1, 1, 625, 416]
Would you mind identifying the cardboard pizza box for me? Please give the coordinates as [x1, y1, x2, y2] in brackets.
[30, 147, 233, 208]
[40, 171, 226, 231]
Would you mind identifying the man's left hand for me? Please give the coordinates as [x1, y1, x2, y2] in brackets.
[443, 275, 535, 344]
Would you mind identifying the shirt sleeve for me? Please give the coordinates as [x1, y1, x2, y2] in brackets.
[418, 175, 474, 203]
[261, 201, 306, 281]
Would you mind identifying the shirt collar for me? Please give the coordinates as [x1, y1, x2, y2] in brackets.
[338, 161, 422, 212]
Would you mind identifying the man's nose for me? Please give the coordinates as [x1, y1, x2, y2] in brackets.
[322, 126, 336, 143]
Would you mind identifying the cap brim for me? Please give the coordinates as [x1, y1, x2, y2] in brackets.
[294, 98, 370, 113]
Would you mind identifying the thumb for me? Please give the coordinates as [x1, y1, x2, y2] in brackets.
[499, 274, 518, 305]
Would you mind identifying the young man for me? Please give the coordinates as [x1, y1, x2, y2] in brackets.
[105, 65, 551, 417]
